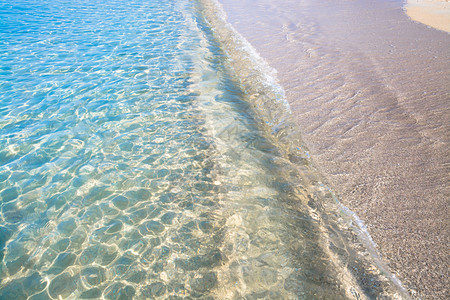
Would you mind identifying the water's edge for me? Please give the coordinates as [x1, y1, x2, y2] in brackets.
[403, 0, 450, 33]
[196, 0, 411, 298]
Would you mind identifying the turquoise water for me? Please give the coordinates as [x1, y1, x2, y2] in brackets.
[0, 0, 406, 299]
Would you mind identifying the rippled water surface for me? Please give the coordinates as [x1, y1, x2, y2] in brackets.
[0, 0, 407, 299]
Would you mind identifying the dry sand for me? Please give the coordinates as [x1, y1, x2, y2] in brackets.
[406, 0, 450, 32]
[218, 0, 450, 298]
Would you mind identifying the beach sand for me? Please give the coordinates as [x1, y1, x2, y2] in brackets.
[218, 0, 450, 298]
[406, 0, 450, 32]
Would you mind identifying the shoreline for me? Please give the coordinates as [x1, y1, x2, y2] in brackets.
[217, 0, 450, 298]
[197, 0, 412, 296]
[405, 0, 450, 33]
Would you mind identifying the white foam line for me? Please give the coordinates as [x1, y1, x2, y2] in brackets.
[322, 183, 412, 299]
[200, 0, 291, 113]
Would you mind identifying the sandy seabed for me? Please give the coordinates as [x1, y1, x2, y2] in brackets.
[218, 0, 450, 298]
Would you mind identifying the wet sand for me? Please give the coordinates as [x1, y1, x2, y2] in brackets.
[218, 0, 450, 298]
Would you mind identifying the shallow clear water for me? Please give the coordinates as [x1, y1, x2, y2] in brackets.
[0, 0, 406, 299]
